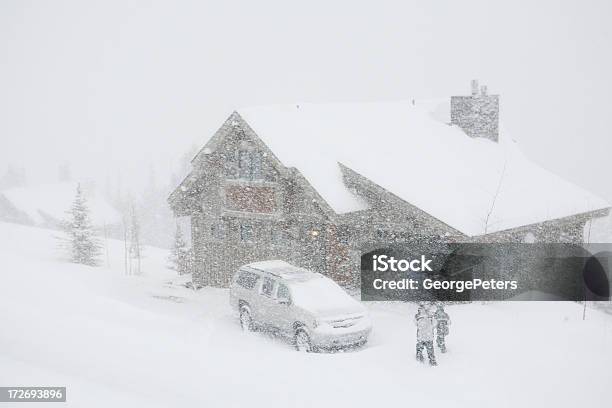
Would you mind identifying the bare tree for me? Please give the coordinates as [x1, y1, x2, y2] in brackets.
[484, 161, 507, 235]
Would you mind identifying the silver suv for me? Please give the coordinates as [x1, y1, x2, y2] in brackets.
[229, 260, 372, 352]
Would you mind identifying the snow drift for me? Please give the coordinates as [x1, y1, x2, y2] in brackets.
[1, 221, 611, 407]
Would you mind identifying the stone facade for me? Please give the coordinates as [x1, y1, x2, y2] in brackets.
[169, 114, 339, 287]
[451, 80, 499, 142]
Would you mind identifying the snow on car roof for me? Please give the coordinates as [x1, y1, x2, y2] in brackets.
[245, 260, 320, 281]
[237, 100, 609, 236]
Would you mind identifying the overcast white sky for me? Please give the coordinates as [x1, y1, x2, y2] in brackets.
[1, 0, 611, 200]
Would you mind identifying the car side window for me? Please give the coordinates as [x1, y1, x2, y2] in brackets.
[261, 277, 274, 297]
[276, 283, 290, 302]
[236, 271, 259, 290]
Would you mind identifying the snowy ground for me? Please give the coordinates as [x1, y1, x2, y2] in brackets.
[1, 222, 611, 408]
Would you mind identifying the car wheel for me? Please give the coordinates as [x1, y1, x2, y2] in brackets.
[294, 328, 313, 352]
[239, 306, 253, 332]
[355, 339, 368, 348]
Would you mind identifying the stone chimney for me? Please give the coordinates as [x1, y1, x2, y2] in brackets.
[450, 80, 499, 142]
[471, 79, 479, 96]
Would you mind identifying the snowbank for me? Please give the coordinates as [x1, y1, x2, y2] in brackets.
[1, 222, 611, 408]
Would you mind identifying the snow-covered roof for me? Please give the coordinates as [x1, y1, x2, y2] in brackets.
[237, 100, 609, 236]
[0, 182, 120, 227]
[584, 212, 612, 243]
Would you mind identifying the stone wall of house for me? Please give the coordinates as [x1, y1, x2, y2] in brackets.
[183, 118, 334, 288]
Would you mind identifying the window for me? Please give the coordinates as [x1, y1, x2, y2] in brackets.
[265, 166, 277, 182]
[226, 186, 276, 213]
[376, 229, 389, 241]
[270, 226, 282, 244]
[252, 151, 262, 179]
[236, 271, 259, 290]
[276, 283, 290, 302]
[238, 149, 264, 180]
[337, 226, 350, 244]
[261, 277, 274, 297]
[238, 149, 250, 179]
[240, 224, 253, 242]
[224, 158, 238, 179]
[211, 222, 226, 240]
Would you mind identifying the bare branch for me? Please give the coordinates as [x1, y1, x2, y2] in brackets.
[484, 160, 507, 235]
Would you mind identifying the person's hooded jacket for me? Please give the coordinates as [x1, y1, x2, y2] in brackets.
[434, 308, 451, 336]
[415, 308, 435, 341]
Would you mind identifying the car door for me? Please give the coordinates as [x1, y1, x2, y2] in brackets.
[257, 276, 278, 330]
[271, 282, 294, 336]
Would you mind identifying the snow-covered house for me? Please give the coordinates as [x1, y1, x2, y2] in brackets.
[168, 82, 609, 288]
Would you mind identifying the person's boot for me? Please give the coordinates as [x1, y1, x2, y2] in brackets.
[429, 359, 437, 366]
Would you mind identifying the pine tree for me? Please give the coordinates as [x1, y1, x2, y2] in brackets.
[63, 184, 101, 266]
[168, 224, 192, 275]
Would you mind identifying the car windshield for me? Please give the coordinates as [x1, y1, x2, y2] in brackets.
[289, 277, 360, 315]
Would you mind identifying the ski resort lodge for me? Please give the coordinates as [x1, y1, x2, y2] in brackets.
[168, 81, 610, 288]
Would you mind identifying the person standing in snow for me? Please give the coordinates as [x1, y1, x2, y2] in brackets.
[434, 304, 450, 353]
[414, 304, 437, 366]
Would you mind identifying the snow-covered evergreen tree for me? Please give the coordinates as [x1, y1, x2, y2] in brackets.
[63, 184, 101, 266]
[168, 224, 192, 275]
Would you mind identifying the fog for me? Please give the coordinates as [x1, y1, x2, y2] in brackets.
[1, 0, 611, 200]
